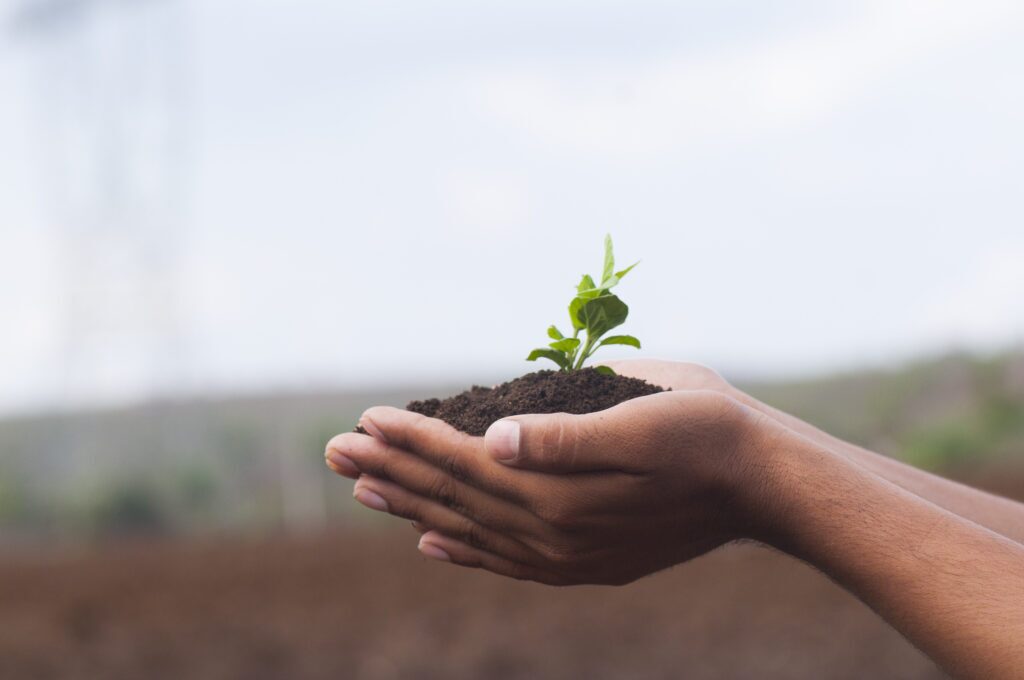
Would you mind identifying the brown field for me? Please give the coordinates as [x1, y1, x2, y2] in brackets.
[2, 527, 950, 680]
[17, 469, 1024, 680]
[3, 463, 1023, 679]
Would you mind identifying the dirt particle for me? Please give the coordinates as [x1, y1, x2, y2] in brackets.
[405, 368, 665, 436]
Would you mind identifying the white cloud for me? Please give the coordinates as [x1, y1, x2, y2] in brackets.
[473, 0, 1024, 155]
[437, 168, 533, 236]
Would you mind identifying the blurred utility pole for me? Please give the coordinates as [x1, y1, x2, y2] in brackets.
[7, 2, 330, 532]
[8, 0, 191, 406]
[7, 0, 192, 502]
[276, 409, 328, 535]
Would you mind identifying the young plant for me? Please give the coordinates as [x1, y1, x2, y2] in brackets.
[527, 235, 641, 372]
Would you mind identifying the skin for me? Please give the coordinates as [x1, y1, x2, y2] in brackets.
[602, 360, 1024, 543]
[325, 359, 1024, 679]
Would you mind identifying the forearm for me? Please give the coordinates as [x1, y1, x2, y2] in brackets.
[754, 436, 1024, 680]
[735, 390, 1024, 544]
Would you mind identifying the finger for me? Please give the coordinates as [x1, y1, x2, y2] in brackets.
[417, 531, 569, 586]
[324, 447, 359, 479]
[483, 405, 649, 473]
[353, 476, 540, 564]
[327, 431, 539, 533]
[357, 408, 481, 480]
[359, 407, 508, 487]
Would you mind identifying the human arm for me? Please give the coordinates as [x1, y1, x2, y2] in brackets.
[326, 392, 1024, 679]
[761, 433, 1024, 680]
[601, 359, 1024, 544]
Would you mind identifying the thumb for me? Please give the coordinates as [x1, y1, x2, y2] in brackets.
[484, 412, 629, 473]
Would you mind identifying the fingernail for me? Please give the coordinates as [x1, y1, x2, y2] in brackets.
[418, 540, 451, 562]
[326, 452, 359, 478]
[354, 488, 389, 512]
[485, 419, 520, 462]
[358, 416, 387, 442]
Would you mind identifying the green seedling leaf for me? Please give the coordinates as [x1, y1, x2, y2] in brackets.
[594, 365, 617, 376]
[599, 334, 641, 349]
[528, 235, 642, 371]
[601, 234, 615, 286]
[577, 295, 629, 339]
[549, 338, 580, 352]
[576, 274, 602, 300]
[615, 261, 639, 279]
[527, 348, 570, 370]
[568, 295, 588, 331]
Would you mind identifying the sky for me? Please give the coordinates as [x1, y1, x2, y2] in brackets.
[1, 0, 1023, 414]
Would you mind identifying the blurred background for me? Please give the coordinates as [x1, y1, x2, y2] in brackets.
[1, 0, 1022, 677]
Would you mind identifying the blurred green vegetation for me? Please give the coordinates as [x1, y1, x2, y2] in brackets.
[86, 479, 168, 536]
[0, 352, 1021, 540]
[0, 388, 423, 540]
[744, 350, 1024, 471]
[900, 395, 1024, 470]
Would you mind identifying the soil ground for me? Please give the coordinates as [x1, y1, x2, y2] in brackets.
[3, 468, 1019, 679]
[406, 368, 664, 435]
[0, 530, 964, 680]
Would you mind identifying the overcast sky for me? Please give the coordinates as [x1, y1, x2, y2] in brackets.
[1, 0, 1023, 414]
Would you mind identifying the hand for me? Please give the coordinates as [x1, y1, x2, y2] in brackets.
[595, 358, 735, 393]
[327, 362, 1024, 678]
[326, 389, 783, 586]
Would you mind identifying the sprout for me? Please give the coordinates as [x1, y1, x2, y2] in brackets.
[527, 235, 641, 372]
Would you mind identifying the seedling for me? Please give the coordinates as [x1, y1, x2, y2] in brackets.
[527, 235, 641, 372]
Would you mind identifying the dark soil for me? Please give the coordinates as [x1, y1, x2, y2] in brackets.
[404, 368, 665, 436]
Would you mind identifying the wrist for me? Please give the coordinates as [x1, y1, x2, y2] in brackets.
[726, 411, 849, 549]
[728, 385, 867, 469]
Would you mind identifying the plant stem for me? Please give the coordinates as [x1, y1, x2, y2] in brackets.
[574, 333, 595, 370]
[566, 328, 581, 372]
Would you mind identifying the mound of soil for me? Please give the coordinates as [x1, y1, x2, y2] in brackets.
[396, 368, 665, 436]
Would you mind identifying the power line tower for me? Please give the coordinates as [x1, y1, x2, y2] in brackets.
[9, 0, 191, 406]
[8, 1, 329, 533]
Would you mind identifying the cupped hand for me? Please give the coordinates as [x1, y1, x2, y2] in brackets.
[326, 387, 784, 586]
[595, 358, 735, 393]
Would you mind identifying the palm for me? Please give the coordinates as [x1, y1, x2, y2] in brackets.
[599, 359, 733, 393]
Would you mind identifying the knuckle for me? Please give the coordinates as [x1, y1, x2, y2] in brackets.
[571, 418, 600, 465]
[533, 496, 579, 532]
[386, 497, 417, 521]
[546, 414, 592, 469]
[460, 519, 488, 551]
[533, 499, 564, 526]
[372, 450, 396, 481]
[414, 419, 471, 481]
[557, 416, 581, 465]
[536, 417, 565, 464]
[409, 415, 436, 447]
[426, 473, 460, 511]
[439, 451, 467, 482]
[702, 389, 741, 422]
[530, 414, 578, 466]
[547, 511, 576, 533]
[541, 542, 578, 568]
